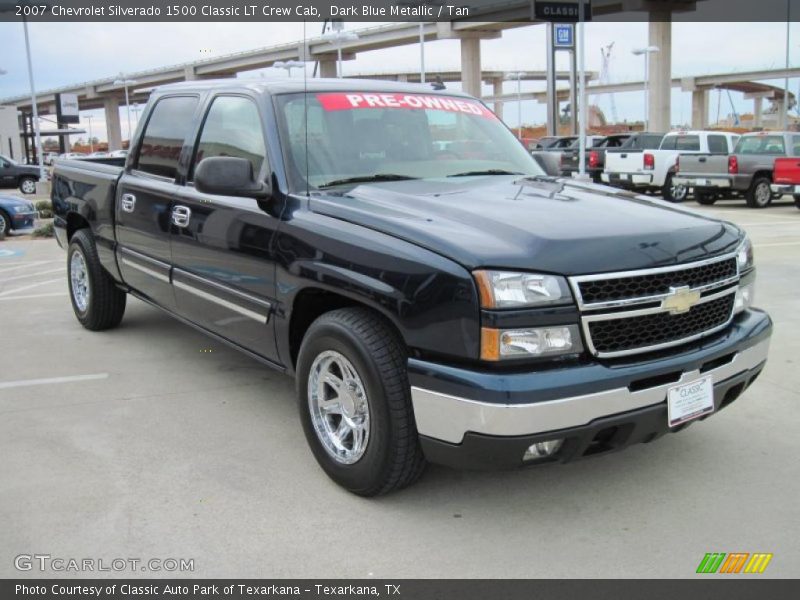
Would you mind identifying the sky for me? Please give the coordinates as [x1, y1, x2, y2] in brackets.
[0, 20, 797, 142]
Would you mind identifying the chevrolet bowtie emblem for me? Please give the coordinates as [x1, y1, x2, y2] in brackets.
[662, 286, 702, 315]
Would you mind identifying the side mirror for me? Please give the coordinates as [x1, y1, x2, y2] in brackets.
[194, 156, 270, 200]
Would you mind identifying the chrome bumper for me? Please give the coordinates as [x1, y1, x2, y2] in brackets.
[410, 337, 770, 444]
[673, 176, 731, 188]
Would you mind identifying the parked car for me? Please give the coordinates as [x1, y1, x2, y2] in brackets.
[0, 193, 37, 238]
[674, 131, 800, 208]
[530, 136, 578, 177]
[90, 151, 110, 158]
[0, 154, 41, 194]
[770, 156, 800, 209]
[52, 79, 771, 495]
[528, 136, 567, 151]
[44, 152, 59, 166]
[602, 130, 740, 202]
[108, 150, 128, 159]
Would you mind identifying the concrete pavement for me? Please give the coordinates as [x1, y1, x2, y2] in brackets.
[0, 199, 798, 579]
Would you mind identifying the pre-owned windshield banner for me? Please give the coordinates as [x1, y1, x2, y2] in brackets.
[2, 0, 798, 22]
[316, 93, 498, 119]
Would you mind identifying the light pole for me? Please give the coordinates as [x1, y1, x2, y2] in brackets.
[113, 74, 137, 143]
[86, 115, 94, 153]
[632, 46, 660, 131]
[784, 1, 791, 129]
[322, 28, 359, 79]
[273, 60, 307, 78]
[132, 103, 141, 128]
[505, 72, 525, 139]
[22, 18, 45, 181]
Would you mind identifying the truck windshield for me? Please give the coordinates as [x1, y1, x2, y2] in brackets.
[275, 92, 544, 191]
[734, 135, 786, 155]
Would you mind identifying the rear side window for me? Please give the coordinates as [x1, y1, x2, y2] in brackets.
[190, 96, 266, 181]
[792, 135, 800, 155]
[136, 96, 199, 179]
[707, 135, 728, 154]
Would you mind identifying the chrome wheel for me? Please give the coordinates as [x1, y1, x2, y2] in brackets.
[70, 250, 90, 312]
[0, 214, 6, 237]
[307, 350, 370, 465]
[670, 182, 688, 202]
[755, 182, 771, 207]
[20, 178, 36, 194]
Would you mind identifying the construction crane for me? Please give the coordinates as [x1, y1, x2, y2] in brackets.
[600, 43, 619, 124]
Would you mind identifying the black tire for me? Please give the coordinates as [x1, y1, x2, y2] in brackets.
[662, 174, 688, 203]
[18, 176, 37, 195]
[695, 192, 718, 206]
[794, 195, 800, 210]
[0, 210, 10, 238]
[296, 307, 426, 496]
[67, 229, 126, 331]
[746, 177, 773, 209]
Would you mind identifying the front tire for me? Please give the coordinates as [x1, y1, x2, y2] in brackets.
[746, 177, 772, 209]
[19, 176, 36, 195]
[0, 210, 9, 239]
[662, 174, 688, 203]
[296, 307, 426, 496]
[67, 229, 126, 330]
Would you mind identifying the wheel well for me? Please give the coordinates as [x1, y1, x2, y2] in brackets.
[66, 213, 90, 241]
[752, 171, 773, 183]
[288, 288, 379, 369]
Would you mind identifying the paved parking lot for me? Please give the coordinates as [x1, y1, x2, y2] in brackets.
[1, 196, 798, 579]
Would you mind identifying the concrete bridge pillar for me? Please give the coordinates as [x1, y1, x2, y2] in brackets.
[754, 97, 764, 128]
[104, 97, 122, 151]
[648, 16, 672, 132]
[460, 37, 482, 98]
[691, 89, 708, 129]
[318, 59, 337, 79]
[492, 78, 504, 120]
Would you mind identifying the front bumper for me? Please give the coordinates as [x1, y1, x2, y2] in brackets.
[10, 212, 36, 231]
[601, 172, 653, 188]
[409, 309, 771, 469]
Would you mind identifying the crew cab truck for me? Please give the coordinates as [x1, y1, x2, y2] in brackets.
[770, 156, 800, 209]
[674, 132, 800, 208]
[602, 131, 739, 202]
[52, 80, 772, 496]
[0, 154, 41, 194]
[562, 132, 664, 183]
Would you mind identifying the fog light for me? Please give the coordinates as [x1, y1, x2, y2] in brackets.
[523, 439, 564, 462]
[734, 283, 755, 315]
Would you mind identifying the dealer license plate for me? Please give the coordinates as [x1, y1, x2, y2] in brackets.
[667, 375, 714, 428]
[695, 178, 708, 186]
[619, 173, 629, 181]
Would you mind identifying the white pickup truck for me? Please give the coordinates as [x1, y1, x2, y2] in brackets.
[601, 130, 740, 202]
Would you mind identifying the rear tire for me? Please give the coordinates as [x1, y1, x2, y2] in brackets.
[296, 307, 426, 496]
[67, 229, 126, 330]
[746, 177, 773, 209]
[695, 192, 718, 206]
[0, 210, 10, 238]
[662, 174, 688, 203]
[19, 176, 36, 195]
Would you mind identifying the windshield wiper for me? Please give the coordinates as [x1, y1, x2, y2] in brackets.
[447, 169, 525, 177]
[318, 174, 418, 188]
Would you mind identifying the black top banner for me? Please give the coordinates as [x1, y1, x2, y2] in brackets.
[2, 0, 800, 22]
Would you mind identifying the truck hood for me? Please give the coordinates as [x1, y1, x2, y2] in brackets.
[309, 176, 742, 275]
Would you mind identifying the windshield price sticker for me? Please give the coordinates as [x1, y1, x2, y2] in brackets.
[316, 93, 497, 119]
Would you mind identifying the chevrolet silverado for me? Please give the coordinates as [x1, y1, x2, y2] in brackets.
[51, 80, 772, 495]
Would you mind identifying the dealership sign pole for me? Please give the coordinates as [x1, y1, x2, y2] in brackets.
[22, 16, 45, 181]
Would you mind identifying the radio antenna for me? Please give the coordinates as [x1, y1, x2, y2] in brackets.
[304, 20, 310, 197]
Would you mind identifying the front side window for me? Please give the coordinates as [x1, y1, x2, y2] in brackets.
[190, 96, 266, 180]
[135, 96, 199, 179]
[275, 91, 544, 191]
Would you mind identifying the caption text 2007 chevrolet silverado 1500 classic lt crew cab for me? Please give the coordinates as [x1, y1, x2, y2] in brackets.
[52, 80, 772, 496]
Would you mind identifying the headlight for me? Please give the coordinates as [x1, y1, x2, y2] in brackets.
[734, 283, 755, 315]
[12, 205, 32, 213]
[736, 236, 754, 272]
[481, 325, 583, 361]
[474, 270, 572, 308]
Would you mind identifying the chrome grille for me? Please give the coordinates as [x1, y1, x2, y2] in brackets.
[570, 253, 740, 358]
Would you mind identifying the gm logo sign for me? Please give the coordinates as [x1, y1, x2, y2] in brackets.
[697, 553, 773, 574]
[554, 24, 574, 48]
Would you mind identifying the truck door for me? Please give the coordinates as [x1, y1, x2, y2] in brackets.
[169, 94, 280, 364]
[115, 95, 200, 310]
[0, 156, 15, 186]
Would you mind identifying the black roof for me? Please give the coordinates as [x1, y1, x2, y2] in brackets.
[154, 77, 474, 98]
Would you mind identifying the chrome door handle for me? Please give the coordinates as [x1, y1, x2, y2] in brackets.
[171, 205, 192, 228]
[120, 193, 136, 213]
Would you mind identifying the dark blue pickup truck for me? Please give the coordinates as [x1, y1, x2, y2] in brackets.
[51, 79, 771, 495]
